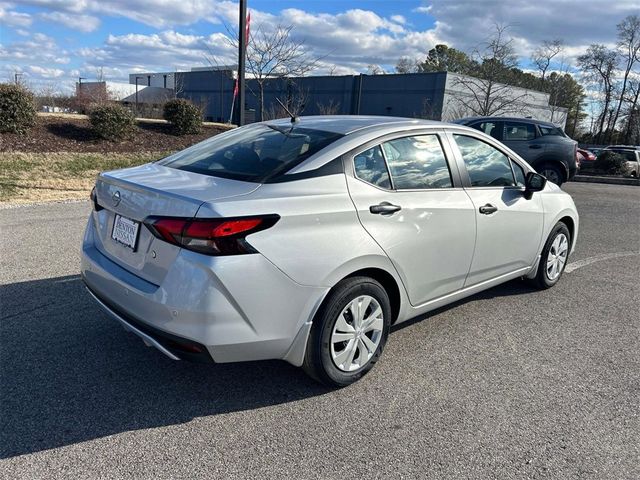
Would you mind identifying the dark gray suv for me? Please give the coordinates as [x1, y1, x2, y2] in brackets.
[454, 117, 578, 185]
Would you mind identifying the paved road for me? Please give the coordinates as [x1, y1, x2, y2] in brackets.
[1, 183, 638, 479]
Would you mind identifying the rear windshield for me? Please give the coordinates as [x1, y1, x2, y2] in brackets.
[157, 124, 343, 182]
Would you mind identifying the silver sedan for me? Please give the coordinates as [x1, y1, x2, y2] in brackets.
[81, 116, 579, 386]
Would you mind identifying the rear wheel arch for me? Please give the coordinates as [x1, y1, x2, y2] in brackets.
[315, 267, 401, 326]
[342, 268, 401, 324]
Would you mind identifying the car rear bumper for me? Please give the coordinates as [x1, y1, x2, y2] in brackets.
[81, 216, 328, 365]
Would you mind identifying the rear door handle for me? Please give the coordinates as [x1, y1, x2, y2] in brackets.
[529, 145, 543, 149]
[370, 202, 402, 215]
[479, 204, 498, 215]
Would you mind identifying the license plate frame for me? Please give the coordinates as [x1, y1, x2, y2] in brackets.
[111, 214, 140, 251]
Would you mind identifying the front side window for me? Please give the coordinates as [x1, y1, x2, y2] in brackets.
[453, 134, 516, 187]
[158, 124, 343, 182]
[353, 146, 391, 189]
[504, 122, 535, 141]
[380, 135, 453, 189]
[472, 121, 501, 140]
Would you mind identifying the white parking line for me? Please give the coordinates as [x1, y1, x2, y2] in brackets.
[565, 251, 639, 273]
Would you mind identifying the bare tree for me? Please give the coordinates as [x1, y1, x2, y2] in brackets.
[226, 24, 319, 121]
[449, 25, 532, 116]
[264, 82, 309, 119]
[316, 99, 341, 115]
[95, 66, 106, 82]
[578, 44, 618, 143]
[38, 81, 61, 111]
[395, 57, 418, 74]
[623, 80, 640, 142]
[610, 15, 640, 142]
[531, 39, 564, 84]
[366, 64, 386, 75]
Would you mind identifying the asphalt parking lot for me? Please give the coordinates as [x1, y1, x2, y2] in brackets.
[1, 182, 638, 479]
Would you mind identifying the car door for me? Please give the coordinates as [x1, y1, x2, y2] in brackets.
[447, 131, 544, 286]
[501, 120, 546, 166]
[345, 131, 476, 306]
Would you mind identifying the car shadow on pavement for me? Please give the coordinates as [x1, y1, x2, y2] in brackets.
[391, 279, 538, 333]
[0, 275, 330, 459]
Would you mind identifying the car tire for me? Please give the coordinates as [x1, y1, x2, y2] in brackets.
[302, 276, 391, 387]
[539, 163, 565, 186]
[530, 222, 571, 290]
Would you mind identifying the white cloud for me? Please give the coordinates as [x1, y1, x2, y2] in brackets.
[391, 14, 406, 25]
[28, 65, 65, 77]
[427, 0, 640, 59]
[0, 4, 32, 27]
[39, 11, 100, 32]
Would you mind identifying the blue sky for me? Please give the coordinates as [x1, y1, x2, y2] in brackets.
[1, 1, 637, 92]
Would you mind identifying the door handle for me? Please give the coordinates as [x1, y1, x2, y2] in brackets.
[529, 145, 542, 149]
[370, 202, 402, 215]
[479, 204, 498, 215]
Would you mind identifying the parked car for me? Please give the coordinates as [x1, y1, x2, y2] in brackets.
[81, 116, 579, 387]
[600, 145, 640, 177]
[454, 117, 578, 185]
[576, 147, 597, 171]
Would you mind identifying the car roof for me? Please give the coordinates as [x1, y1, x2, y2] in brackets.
[456, 116, 559, 128]
[263, 115, 443, 135]
[604, 145, 640, 150]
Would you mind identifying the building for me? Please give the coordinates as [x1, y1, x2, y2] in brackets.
[128, 69, 567, 127]
[77, 81, 174, 104]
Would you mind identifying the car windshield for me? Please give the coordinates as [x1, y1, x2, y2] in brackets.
[157, 124, 343, 182]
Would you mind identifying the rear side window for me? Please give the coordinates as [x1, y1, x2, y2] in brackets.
[158, 124, 343, 182]
[471, 121, 501, 140]
[380, 135, 453, 189]
[608, 149, 637, 162]
[504, 122, 535, 141]
[354, 146, 391, 189]
[453, 134, 515, 187]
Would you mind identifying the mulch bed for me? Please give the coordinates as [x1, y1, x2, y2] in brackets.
[0, 116, 228, 153]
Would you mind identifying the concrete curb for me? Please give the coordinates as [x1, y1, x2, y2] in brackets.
[571, 175, 639, 186]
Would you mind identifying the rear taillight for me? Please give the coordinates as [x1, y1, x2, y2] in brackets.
[144, 215, 279, 256]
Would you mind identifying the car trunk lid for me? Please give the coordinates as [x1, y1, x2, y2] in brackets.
[92, 163, 260, 285]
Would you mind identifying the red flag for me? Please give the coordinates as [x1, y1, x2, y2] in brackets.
[246, 11, 250, 45]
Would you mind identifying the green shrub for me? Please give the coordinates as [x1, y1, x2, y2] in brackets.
[163, 99, 202, 135]
[593, 151, 629, 175]
[0, 83, 36, 134]
[89, 104, 135, 141]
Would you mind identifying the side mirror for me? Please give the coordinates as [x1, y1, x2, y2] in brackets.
[524, 172, 546, 199]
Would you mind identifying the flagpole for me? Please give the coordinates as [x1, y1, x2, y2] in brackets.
[235, 0, 247, 126]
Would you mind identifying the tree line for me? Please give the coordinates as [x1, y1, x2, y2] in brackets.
[391, 16, 639, 144]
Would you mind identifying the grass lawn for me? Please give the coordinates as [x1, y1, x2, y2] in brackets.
[0, 152, 167, 203]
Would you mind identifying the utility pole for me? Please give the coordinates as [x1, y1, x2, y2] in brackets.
[234, 0, 247, 126]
